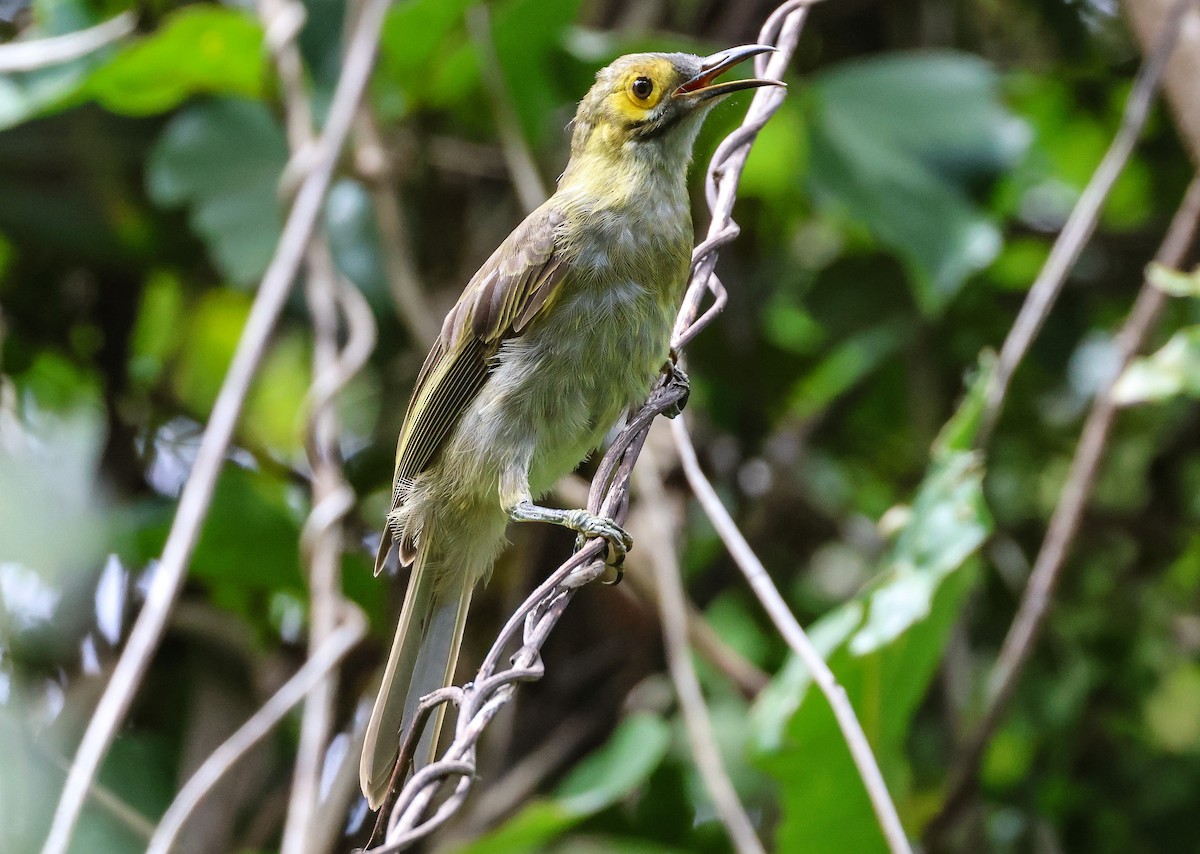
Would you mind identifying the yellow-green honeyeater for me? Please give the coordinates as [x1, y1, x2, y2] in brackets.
[361, 45, 781, 808]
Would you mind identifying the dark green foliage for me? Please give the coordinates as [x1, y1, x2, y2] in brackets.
[2, 0, 1198, 852]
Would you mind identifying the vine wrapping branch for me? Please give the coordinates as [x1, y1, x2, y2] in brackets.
[368, 2, 820, 850]
[41, 0, 394, 850]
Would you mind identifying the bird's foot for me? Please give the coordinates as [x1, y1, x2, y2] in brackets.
[565, 508, 632, 579]
[661, 360, 690, 419]
[509, 500, 631, 584]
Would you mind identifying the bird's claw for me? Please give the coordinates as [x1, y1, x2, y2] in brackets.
[567, 509, 631, 584]
[662, 361, 690, 419]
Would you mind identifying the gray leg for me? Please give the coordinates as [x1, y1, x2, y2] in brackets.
[508, 500, 633, 567]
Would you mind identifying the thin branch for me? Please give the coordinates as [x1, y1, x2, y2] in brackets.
[32, 745, 157, 842]
[976, 0, 1194, 445]
[256, 0, 379, 847]
[465, 4, 549, 212]
[635, 450, 765, 854]
[40, 0, 393, 848]
[556, 473, 770, 697]
[147, 605, 367, 854]
[260, 0, 337, 847]
[670, 419, 912, 854]
[366, 3, 818, 849]
[620, 563, 770, 699]
[0, 11, 135, 72]
[928, 173, 1200, 841]
[453, 712, 605, 837]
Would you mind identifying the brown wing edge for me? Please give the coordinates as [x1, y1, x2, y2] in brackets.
[374, 206, 569, 574]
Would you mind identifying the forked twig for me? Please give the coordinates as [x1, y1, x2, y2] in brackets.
[367, 2, 821, 850]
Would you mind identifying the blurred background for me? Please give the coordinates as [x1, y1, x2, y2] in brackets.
[2, 0, 1199, 851]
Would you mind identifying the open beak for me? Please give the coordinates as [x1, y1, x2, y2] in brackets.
[672, 44, 785, 102]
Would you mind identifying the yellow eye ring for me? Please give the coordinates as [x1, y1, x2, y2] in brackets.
[626, 74, 661, 108]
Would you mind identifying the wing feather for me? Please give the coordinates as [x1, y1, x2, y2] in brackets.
[377, 204, 569, 570]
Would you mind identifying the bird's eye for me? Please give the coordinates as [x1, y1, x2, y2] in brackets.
[631, 76, 654, 101]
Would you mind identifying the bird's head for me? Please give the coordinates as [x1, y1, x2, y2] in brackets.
[564, 45, 783, 178]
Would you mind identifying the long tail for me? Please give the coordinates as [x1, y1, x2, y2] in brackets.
[360, 541, 472, 810]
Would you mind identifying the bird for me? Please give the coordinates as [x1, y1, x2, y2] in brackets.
[360, 44, 782, 810]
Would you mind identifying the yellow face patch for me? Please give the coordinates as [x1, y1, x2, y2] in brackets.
[612, 57, 675, 120]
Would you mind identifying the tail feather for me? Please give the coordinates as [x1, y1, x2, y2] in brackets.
[360, 545, 472, 809]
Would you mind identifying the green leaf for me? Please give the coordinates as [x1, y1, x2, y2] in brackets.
[806, 52, 1029, 315]
[750, 363, 994, 853]
[1147, 262, 1200, 298]
[490, 0, 582, 147]
[786, 321, 913, 419]
[0, 380, 108, 580]
[149, 465, 304, 594]
[244, 331, 311, 456]
[80, 6, 264, 115]
[147, 99, 287, 285]
[376, 0, 476, 117]
[1112, 327, 1200, 406]
[171, 288, 253, 416]
[463, 713, 671, 853]
[932, 350, 996, 458]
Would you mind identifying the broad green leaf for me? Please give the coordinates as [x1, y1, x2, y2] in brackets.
[740, 101, 807, 204]
[462, 713, 671, 854]
[147, 99, 287, 285]
[1112, 327, 1200, 406]
[141, 465, 304, 596]
[490, 0, 582, 147]
[750, 363, 994, 853]
[244, 331, 311, 456]
[1147, 262, 1200, 298]
[806, 52, 1029, 315]
[786, 321, 913, 419]
[170, 288, 310, 456]
[80, 6, 264, 115]
[171, 289, 253, 416]
[376, 0, 476, 117]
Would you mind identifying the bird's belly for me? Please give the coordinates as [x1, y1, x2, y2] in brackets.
[468, 279, 675, 499]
